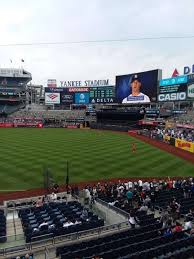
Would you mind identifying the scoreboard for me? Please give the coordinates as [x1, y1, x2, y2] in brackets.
[45, 86, 116, 104]
[89, 87, 114, 98]
[89, 86, 115, 103]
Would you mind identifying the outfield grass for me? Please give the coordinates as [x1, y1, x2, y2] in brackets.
[0, 128, 194, 191]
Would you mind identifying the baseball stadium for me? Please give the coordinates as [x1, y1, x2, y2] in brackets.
[1, 1, 194, 257]
[0, 66, 193, 259]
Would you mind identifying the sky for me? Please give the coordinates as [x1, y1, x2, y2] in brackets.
[0, 0, 194, 86]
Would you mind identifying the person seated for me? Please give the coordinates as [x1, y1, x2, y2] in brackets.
[186, 208, 194, 219]
[75, 219, 82, 225]
[80, 208, 88, 220]
[163, 227, 172, 237]
[39, 220, 48, 230]
[184, 217, 193, 232]
[32, 227, 39, 233]
[50, 192, 57, 201]
[48, 223, 55, 230]
[138, 203, 148, 213]
[63, 219, 74, 228]
[172, 221, 183, 233]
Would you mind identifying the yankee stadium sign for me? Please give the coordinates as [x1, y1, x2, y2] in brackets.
[60, 79, 109, 87]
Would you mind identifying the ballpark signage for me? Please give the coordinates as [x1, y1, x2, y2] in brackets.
[158, 75, 188, 102]
[45, 92, 60, 104]
[47, 79, 57, 87]
[187, 83, 194, 99]
[159, 75, 187, 86]
[158, 92, 186, 101]
[75, 93, 89, 104]
[45, 86, 115, 104]
[184, 65, 194, 75]
[175, 139, 194, 153]
[89, 86, 115, 103]
[60, 79, 109, 87]
[90, 98, 115, 103]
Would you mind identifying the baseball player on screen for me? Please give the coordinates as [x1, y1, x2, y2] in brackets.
[122, 74, 150, 104]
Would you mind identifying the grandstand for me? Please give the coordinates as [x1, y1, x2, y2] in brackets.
[0, 66, 194, 259]
[0, 68, 32, 115]
[1, 178, 194, 259]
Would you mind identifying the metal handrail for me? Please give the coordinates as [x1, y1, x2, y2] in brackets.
[96, 198, 130, 218]
[0, 220, 130, 256]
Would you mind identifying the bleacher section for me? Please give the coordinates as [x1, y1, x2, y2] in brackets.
[12, 110, 85, 119]
[154, 189, 194, 216]
[0, 68, 31, 115]
[18, 201, 104, 243]
[56, 223, 194, 259]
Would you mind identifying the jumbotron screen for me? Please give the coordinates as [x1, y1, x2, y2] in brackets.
[116, 69, 162, 104]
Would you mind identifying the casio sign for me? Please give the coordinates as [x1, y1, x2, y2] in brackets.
[158, 92, 186, 101]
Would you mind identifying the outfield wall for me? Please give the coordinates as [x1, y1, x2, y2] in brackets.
[136, 130, 194, 154]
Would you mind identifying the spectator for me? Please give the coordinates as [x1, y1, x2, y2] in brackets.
[50, 192, 57, 201]
[128, 210, 138, 229]
[126, 188, 133, 206]
[163, 227, 172, 237]
[36, 197, 43, 207]
[172, 221, 183, 233]
[80, 208, 88, 220]
[39, 220, 48, 230]
[139, 203, 148, 213]
[184, 217, 192, 232]
[53, 183, 59, 193]
[63, 220, 74, 228]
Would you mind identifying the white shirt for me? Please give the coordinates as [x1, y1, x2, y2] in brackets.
[63, 222, 74, 228]
[184, 221, 192, 230]
[39, 222, 48, 228]
[128, 181, 133, 189]
[122, 93, 150, 103]
[50, 193, 57, 200]
[129, 217, 136, 225]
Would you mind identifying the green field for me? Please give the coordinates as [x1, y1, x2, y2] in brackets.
[0, 128, 194, 191]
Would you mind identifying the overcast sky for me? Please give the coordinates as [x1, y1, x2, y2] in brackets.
[0, 0, 194, 86]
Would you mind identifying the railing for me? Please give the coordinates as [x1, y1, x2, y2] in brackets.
[0, 193, 131, 256]
[0, 220, 130, 256]
[3, 192, 69, 215]
[96, 198, 130, 219]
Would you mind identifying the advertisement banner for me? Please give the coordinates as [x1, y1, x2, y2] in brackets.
[75, 93, 89, 104]
[61, 89, 74, 104]
[159, 75, 187, 86]
[45, 92, 60, 104]
[89, 86, 115, 103]
[45, 86, 116, 104]
[47, 79, 57, 87]
[187, 83, 194, 99]
[116, 69, 161, 104]
[158, 83, 187, 102]
[90, 97, 116, 104]
[175, 139, 194, 153]
[163, 135, 171, 142]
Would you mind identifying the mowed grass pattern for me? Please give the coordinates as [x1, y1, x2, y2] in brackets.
[0, 128, 194, 191]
